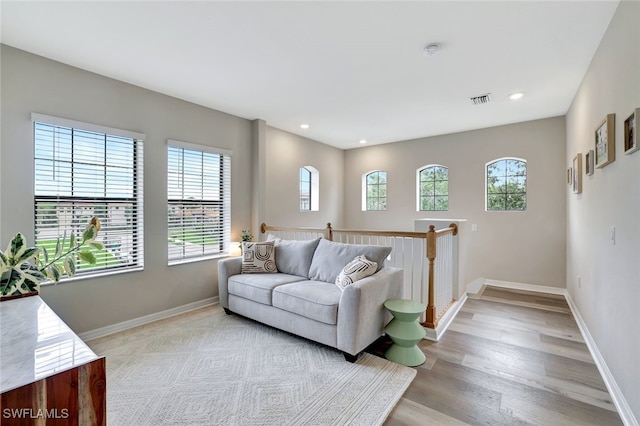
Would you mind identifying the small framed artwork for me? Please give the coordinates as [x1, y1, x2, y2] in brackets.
[624, 108, 638, 155]
[595, 114, 615, 168]
[585, 150, 594, 176]
[567, 167, 572, 185]
[572, 153, 582, 194]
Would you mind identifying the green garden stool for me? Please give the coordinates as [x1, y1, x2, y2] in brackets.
[383, 299, 427, 367]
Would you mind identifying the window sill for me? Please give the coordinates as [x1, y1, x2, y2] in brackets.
[168, 253, 230, 267]
[40, 266, 144, 288]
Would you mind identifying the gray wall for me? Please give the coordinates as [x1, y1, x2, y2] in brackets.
[0, 45, 253, 333]
[344, 117, 567, 289]
[263, 126, 344, 230]
[566, 0, 640, 418]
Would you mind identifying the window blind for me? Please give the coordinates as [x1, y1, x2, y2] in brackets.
[167, 141, 231, 263]
[33, 118, 144, 277]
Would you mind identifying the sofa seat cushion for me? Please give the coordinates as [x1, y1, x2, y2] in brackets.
[272, 281, 341, 325]
[228, 273, 306, 306]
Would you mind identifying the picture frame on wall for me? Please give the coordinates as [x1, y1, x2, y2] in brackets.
[585, 150, 594, 176]
[573, 154, 582, 194]
[567, 167, 572, 185]
[624, 108, 638, 155]
[595, 113, 615, 168]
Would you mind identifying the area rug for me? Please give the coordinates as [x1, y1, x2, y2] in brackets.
[87, 305, 416, 425]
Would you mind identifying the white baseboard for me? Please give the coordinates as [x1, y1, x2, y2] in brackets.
[564, 292, 638, 426]
[79, 297, 218, 341]
[424, 293, 467, 342]
[483, 278, 566, 295]
[465, 277, 486, 295]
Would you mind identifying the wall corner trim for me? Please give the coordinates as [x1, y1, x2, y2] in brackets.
[79, 297, 218, 342]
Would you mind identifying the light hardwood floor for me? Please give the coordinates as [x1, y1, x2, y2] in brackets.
[383, 285, 623, 425]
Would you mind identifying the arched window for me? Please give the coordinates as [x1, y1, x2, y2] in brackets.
[417, 165, 448, 211]
[300, 166, 319, 211]
[486, 157, 527, 211]
[362, 170, 387, 211]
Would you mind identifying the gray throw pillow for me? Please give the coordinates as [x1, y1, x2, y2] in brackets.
[308, 239, 392, 283]
[266, 236, 322, 277]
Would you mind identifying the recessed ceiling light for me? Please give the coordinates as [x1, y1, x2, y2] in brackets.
[509, 92, 525, 100]
[300, 124, 309, 129]
[359, 139, 367, 144]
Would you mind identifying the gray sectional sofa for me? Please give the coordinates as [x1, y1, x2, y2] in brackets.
[217, 237, 403, 361]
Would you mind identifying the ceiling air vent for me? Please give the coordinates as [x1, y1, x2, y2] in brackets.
[470, 93, 492, 105]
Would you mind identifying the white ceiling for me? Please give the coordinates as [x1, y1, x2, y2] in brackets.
[0, 1, 619, 149]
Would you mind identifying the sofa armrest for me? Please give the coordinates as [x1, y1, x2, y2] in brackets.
[217, 257, 242, 308]
[336, 266, 403, 355]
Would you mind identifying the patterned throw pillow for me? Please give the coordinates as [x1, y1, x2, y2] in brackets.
[335, 255, 377, 291]
[241, 241, 278, 273]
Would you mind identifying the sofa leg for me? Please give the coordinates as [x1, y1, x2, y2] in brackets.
[223, 307, 233, 315]
[343, 352, 359, 363]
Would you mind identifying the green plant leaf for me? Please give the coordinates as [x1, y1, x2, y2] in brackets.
[42, 246, 49, 264]
[16, 247, 39, 264]
[64, 256, 76, 277]
[0, 268, 13, 295]
[20, 266, 42, 292]
[55, 237, 63, 258]
[78, 250, 96, 264]
[20, 275, 39, 293]
[89, 242, 104, 251]
[3, 268, 26, 294]
[82, 225, 96, 242]
[69, 232, 76, 250]
[46, 265, 60, 282]
[21, 263, 46, 282]
[9, 233, 26, 257]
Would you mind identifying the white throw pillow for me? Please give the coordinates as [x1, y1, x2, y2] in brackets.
[241, 241, 278, 273]
[335, 255, 377, 291]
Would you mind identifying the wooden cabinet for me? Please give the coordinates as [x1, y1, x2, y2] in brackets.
[0, 296, 106, 425]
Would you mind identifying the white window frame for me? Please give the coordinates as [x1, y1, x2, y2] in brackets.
[485, 157, 527, 211]
[32, 113, 145, 281]
[416, 164, 449, 211]
[299, 166, 319, 212]
[167, 139, 231, 265]
[362, 170, 387, 211]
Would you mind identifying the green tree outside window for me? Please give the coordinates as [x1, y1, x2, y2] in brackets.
[419, 165, 448, 211]
[486, 158, 527, 211]
[366, 171, 387, 211]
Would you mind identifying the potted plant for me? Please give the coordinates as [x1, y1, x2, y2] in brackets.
[239, 229, 253, 254]
[0, 217, 103, 300]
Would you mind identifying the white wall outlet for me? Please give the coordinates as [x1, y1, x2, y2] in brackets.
[472, 224, 478, 232]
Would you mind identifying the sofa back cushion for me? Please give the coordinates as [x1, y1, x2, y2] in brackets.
[308, 239, 392, 283]
[266, 236, 321, 277]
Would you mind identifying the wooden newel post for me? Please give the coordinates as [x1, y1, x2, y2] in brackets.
[424, 225, 438, 328]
